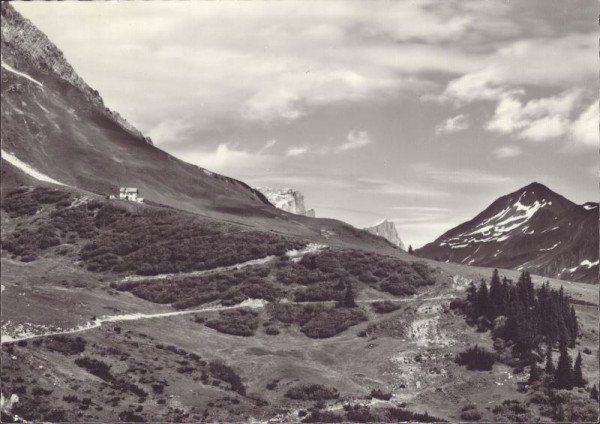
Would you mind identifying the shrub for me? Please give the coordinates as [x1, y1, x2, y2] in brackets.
[44, 336, 86, 355]
[370, 388, 392, 400]
[208, 361, 246, 395]
[285, 384, 339, 401]
[455, 345, 495, 371]
[371, 301, 402, 314]
[74, 357, 113, 381]
[205, 308, 259, 337]
[300, 308, 367, 338]
[265, 326, 280, 335]
[460, 409, 482, 420]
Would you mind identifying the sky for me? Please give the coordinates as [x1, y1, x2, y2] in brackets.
[14, 1, 598, 248]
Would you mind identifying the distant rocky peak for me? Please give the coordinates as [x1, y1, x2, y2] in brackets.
[364, 219, 405, 250]
[254, 187, 316, 217]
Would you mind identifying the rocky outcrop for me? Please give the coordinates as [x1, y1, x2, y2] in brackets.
[254, 187, 316, 217]
[364, 220, 405, 250]
[0, 3, 150, 144]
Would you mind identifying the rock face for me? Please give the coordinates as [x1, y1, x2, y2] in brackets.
[416, 182, 598, 284]
[255, 187, 316, 217]
[0, 3, 150, 144]
[364, 220, 405, 250]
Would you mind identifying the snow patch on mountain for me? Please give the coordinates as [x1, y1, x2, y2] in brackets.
[1, 148, 65, 186]
[540, 242, 560, 251]
[1, 62, 43, 87]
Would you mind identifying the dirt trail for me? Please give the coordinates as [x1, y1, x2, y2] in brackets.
[1, 299, 268, 344]
[120, 243, 327, 283]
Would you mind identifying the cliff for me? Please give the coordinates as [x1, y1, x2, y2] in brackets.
[254, 187, 316, 217]
[364, 219, 405, 250]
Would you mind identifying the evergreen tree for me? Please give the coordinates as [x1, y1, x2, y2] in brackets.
[590, 384, 599, 401]
[570, 306, 578, 342]
[545, 345, 554, 374]
[475, 280, 490, 320]
[488, 269, 502, 318]
[408, 245, 413, 255]
[573, 352, 585, 387]
[339, 282, 356, 308]
[529, 359, 541, 383]
[554, 346, 574, 390]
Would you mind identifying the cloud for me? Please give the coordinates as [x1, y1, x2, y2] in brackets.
[257, 139, 278, 153]
[485, 89, 583, 142]
[286, 146, 309, 157]
[414, 163, 513, 185]
[567, 101, 598, 150]
[435, 114, 469, 134]
[175, 143, 274, 176]
[356, 177, 447, 197]
[493, 145, 522, 159]
[147, 118, 194, 145]
[337, 130, 373, 151]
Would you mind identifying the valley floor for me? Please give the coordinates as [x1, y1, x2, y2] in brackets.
[1, 249, 598, 422]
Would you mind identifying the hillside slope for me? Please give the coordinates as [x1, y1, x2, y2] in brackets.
[416, 182, 598, 283]
[0, 2, 392, 251]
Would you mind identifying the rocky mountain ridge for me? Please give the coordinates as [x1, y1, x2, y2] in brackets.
[417, 182, 598, 283]
[364, 219, 405, 250]
[0, 4, 150, 144]
[255, 187, 316, 217]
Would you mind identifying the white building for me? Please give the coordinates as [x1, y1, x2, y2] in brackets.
[119, 187, 144, 203]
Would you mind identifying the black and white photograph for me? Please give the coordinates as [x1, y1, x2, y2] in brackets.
[0, 1, 598, 422]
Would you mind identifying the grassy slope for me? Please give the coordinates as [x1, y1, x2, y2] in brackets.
[1, 175, 597, 421]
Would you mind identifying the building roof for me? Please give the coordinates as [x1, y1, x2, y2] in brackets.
[119, 187, 138, 193]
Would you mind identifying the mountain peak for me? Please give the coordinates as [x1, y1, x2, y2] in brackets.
[364, 219, 405, 250]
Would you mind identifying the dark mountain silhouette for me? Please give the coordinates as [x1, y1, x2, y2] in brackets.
[417, 182, 598, 283]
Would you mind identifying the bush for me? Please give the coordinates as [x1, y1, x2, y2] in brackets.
[74, 357, 113, 381]
[300, 308, 367, 338]
[455, 345, 495, 371]
[370, 388, 392, 400]
[205, 308, 259, 337]
[460, 409, 482, 420]
[285, 384, 339, 401]
[265, 326, 280, 335]
[44, 336, 86, 355]
[208, 361, 246, 395]
[371, 301, 402, 314]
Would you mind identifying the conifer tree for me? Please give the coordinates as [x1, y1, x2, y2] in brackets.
[554, 346, 574, 390]
[340, 282, 356, 308]
[408, 245, 413, 255]
[545, 345, 554, 375]
[570, 306, 578, 342]
[573, 352, 585, 387]
[590, 384, 599, 401]
[475, 280, 490, 320]
[488, 269, 502, 318]
[529, 359, 541, 384]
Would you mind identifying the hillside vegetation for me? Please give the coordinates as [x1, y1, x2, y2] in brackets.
[1, 186, 303, 274]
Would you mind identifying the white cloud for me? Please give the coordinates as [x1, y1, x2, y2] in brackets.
[356, 177, 447, 197]
[147, 118, 194, 145]
[178, 143, 273, 176]
[486, 89, 583, 142]
[337, 130, 373, 151]
[435, 114, 469, 134]
[414, 163, 513, 185]
[567, 101, 598, 150]
[258, 139, 278, 153]
[286, 146, 309, 157]
[493, 145, 522, 159]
